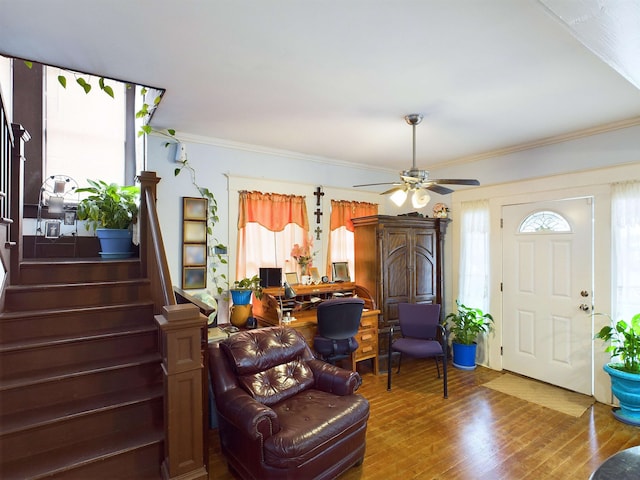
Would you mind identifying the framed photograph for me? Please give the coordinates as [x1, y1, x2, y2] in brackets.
[310, 267, 321, 284]
[64, 211, 76, 225]
[285, 272, 299, 285]
[183, 197, 207, 220]
[184, 244, 207, 266]
[44, 221, 61, 239]
[183, 266, 206, 289]
[183, 220, 207, 243]
[332, 262, 350, 282]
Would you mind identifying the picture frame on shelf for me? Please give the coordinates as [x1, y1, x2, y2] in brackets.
[332, 262, 350, 282]
[45, 221, 61, 239]
[310, 267, 321, 284]
[285, 272, 299, 285]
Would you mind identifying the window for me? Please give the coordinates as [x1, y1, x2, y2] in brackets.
[458, 200, 490, 312]
[236, 191, 310, 280]
[327, 200, 377, 281]
[519, 210, 571, 233]
[45, 66, 127, 186]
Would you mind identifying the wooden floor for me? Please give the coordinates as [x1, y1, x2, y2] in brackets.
[207, 358, 640, 479]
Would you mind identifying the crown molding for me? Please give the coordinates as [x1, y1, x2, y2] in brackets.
[431, 116, 640, 169]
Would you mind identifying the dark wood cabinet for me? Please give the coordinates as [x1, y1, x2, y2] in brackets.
[352, 215, 449, 349]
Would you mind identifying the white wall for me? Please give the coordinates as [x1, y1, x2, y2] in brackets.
[147, 134, 431, 299]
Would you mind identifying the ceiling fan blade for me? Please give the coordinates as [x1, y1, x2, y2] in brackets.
[433, 178, 480, 186]
[381, 186, 404, 195]
[353, 182, 398, 188]
[427, 184, 454, 195]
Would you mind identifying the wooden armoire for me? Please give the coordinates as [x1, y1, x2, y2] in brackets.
[352, 215, 449, 356]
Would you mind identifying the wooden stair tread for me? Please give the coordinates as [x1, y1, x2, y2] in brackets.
[1, 425, 163, 480]
[5, 278, 149, 291]
[0, 300, 154, 320]
[0, 352, 161, 391]
[0, 383, 162, 435]
[0, 324, 157, 353]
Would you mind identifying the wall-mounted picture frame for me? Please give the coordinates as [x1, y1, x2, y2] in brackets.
[310, 267, 321, 284]
[183, 220, 207, 243]
[45, 221, 61, 239]
[183, 197, 207, 221]
[285, 272, 299, 285]
[183, 266, 206, 289]
[183, 244, 207, 266]
[332, 262, 350, 282]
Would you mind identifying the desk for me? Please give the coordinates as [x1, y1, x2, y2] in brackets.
[253, 282, 380, 374]
[590, 446, 640, 479]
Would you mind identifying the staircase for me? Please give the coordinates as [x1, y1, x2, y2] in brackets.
[0, 258, 164, 479]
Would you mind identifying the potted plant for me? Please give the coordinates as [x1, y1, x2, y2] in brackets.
[595, 312, 640, 425]
[445, 300, 494, 370]
[229, 275, 263, 328]
[76, 179, 140, 258]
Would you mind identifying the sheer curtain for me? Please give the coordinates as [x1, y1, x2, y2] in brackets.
[236, 191, 309, 279]
[458, 199, 490, 312]
[327, 200, 377, 280]
[612, 181, 640, 321]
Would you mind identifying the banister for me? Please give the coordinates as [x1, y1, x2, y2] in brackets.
[137, 170, 207, 480]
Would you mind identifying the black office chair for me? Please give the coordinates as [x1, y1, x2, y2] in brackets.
[313, 297, 364, 369]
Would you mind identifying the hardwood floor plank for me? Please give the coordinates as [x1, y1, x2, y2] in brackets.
[207, 358, 640, 479]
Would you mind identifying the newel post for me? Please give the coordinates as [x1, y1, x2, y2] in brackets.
[156, 303, 208, 480]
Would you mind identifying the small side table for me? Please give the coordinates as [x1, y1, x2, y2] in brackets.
[590, 445, 640, 479]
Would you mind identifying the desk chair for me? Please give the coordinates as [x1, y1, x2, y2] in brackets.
[314, 297, 364, 370]
[387, 303, 448, 398]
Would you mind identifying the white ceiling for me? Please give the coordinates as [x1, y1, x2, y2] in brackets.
[1, 0, 639, 175]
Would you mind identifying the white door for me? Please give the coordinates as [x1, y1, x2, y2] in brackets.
[502, 198, 593, 395]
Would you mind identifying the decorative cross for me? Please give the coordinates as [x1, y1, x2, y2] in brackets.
[314, 226, 323, 240]
[314, 208, 323, 224]
[314, 187, 324, 206]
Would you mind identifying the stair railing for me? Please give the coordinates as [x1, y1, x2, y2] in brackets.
[138, 170, 208, 480]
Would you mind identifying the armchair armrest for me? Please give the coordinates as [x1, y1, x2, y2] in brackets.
[308, 358, 362, 395]
[217, 388, 280, 440]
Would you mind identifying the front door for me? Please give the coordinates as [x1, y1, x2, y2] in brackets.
[502, 197, 593, 395]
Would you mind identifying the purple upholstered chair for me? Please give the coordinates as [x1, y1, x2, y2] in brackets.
[387, 303, 448, 398]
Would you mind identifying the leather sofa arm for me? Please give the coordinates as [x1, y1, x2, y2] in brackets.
[217, 388, 280, 440]
[308, 359, 362, 395]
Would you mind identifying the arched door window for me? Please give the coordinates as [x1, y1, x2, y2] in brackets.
[518, 210, 571, 233]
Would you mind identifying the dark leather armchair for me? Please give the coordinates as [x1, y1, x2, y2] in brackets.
[208, 326, 369, 480]
[387, 303, 448, 398]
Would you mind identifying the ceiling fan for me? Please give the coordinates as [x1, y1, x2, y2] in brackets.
[354, 114, 480, 208]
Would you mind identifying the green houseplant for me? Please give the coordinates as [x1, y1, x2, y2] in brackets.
[595, 312, 640, 425]
[445, 300, 493, 370]
[229, 275, 263, 328]
[76, 179, 140, 258]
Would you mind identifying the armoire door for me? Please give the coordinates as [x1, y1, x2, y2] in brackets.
[413, 229, 437, 304]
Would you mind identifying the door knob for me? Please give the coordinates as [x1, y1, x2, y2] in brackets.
[580, 290, 589, 297]
[579, 304, 591, 312]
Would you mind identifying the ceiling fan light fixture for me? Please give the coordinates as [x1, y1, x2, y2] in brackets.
[390, 188, 408, 207]
[412, 188, 431, 209]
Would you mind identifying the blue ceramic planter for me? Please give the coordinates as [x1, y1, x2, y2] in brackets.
[604, 363, 640, 426]
[96, 228, 133, 259]
[230, 289, 252, 305]
[452, 342, 477, 370]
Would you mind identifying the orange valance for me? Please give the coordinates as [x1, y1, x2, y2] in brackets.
[330, 200, 378, 232]
[238, 190, 309, 232]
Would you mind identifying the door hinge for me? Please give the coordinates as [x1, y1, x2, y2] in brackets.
[500, 282, 503, 292]
[500, 218, 503, 228]
[500, 346, 503, 355]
